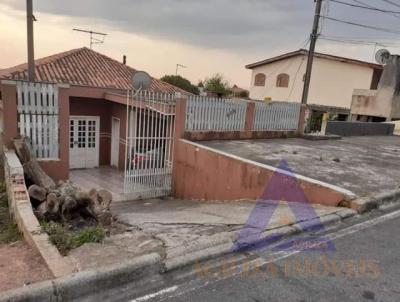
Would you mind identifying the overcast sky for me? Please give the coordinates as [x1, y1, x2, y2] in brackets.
[1, 0, 400, 87]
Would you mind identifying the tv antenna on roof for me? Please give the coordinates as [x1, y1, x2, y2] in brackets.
[73, 28, 107, 49]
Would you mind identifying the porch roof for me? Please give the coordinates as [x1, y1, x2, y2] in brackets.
[0, 47, 187, 94]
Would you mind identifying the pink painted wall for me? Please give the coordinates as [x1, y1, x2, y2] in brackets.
[173, 139, 346, 207]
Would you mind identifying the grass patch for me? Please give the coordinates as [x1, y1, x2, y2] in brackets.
[0, 182, 21, 244]
[41, 221, 105, 256]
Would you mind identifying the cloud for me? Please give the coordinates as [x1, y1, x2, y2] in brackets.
[2, 0, 315, 52]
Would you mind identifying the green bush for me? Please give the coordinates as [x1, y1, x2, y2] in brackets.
[42, 222, 105, 255]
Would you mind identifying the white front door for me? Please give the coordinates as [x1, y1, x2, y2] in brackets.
[69, 116, 100, 169]
[111, 117, 120, 168]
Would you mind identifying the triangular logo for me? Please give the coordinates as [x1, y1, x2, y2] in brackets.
[232, 160, 335, 252]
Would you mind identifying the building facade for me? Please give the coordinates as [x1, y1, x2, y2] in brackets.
[246, 49, 382, 117]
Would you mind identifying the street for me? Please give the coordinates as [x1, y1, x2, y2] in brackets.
[130, 206, 400, 302]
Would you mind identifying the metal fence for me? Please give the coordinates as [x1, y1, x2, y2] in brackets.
[16, 81, 59, 158]
[185, 96, 247, 131]
[124, 91, 176, 199]
[253, 101, 300, 131]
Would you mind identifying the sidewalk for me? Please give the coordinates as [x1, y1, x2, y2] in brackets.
[66, 198, 355, 272]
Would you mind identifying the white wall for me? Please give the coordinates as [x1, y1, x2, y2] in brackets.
[248, 55, 374, 109]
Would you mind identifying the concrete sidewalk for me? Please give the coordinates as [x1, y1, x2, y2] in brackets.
[65, 198, 355, 273]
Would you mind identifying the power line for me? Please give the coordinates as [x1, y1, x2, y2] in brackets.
[352, 0, 400, 19]
[381, 0, 400, 9]
[322, 15, 400, 34]
[330, 0, 400, 13]
[319, 35, 400, 46]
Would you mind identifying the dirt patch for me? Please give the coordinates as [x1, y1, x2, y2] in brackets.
[0, 242, 52, 292]
[0, 184, 52, 292]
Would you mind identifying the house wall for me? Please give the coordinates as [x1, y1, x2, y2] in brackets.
[70, 97, 112, 166]
[111, 102, 127, 170]
[248, 55, 375, 109]
[69, 97, 127, 170]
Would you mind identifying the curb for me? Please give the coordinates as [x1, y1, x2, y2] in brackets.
[0, 253, 162, 302]
[164, 208, 357, 272]
[350, 189, 400, 213]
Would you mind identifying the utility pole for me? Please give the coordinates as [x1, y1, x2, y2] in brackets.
[26, 0, 35, 81]
[301, 0, 323, 105]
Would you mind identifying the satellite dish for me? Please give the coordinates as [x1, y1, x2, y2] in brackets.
[132, 71, 151, 90]
[375, 49, 390, 65]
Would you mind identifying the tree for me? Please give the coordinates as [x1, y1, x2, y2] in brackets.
[160, 75, 199, 95]
[204, 73, 230, 97]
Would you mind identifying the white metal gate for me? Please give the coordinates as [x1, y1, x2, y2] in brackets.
[124, 91, 176, 199]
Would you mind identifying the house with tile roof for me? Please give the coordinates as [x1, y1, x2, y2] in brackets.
[246, 49, 383, 118]
[0, 47, 186, 181]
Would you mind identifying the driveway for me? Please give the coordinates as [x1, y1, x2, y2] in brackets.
[200, 136, 400, 197]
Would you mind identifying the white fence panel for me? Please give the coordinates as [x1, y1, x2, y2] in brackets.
[186, 96, 247, 131]
[124, 91, 176, 200]
[16, 81, 59, 158]
[253, 101, 301, 131]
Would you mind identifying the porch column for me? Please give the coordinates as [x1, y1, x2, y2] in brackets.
[244, 102, 255, 131]
[171, 95, 187, 196]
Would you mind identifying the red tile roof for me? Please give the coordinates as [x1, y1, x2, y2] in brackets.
[0, 47, 186, 93]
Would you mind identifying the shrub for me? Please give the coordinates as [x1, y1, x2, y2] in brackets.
[42, 222, 105, 255]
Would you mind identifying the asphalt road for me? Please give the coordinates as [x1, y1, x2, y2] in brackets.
[132, 207, 400, 302]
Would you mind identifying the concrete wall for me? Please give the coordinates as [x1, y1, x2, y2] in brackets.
[375, 55, 400, 120]
[350, 89, 387, 118]
[326, 121, 395, 136]
[249, 55, 374, 109]
[173, 139, 348, 207]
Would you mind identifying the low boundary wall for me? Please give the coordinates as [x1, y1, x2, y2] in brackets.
[3, 150, 75, 277]
[183, 130, 298, 141]
[172, 139, 355, 207]
[326, 121, 395, 136]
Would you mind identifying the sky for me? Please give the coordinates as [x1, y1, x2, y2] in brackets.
[1, 0, 400, 88]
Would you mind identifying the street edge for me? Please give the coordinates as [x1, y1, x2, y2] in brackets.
[0, 253, 162, 302]
[349, 189, 400, 213]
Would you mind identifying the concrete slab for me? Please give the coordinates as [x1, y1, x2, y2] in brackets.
[112, 198, 343, 260]
[200, 136, 400, 197]
[70, 167, 125, 202]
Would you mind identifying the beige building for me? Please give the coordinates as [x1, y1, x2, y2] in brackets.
[246, 49, 382, 116]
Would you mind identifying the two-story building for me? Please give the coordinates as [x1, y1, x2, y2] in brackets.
[246, 49, 382, 121]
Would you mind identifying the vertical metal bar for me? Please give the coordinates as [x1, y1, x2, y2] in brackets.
[124, 89, 130, 193]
